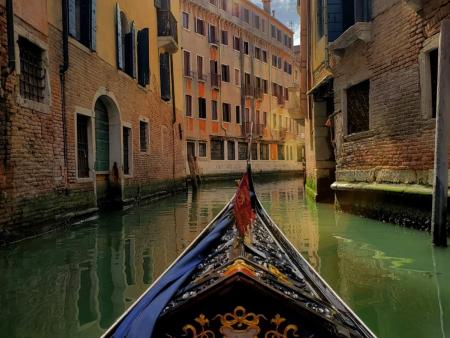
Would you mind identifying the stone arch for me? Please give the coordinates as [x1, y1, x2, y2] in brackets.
[92, 90, 123, 207]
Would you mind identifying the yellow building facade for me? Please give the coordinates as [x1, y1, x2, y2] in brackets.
[181, 0, 304, 177]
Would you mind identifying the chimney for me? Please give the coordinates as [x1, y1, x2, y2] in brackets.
[262, 0, 271, 14]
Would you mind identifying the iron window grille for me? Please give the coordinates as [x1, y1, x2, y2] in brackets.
[18, 37, 46, 103]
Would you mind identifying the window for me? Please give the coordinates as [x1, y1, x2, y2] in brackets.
[209, 24, 218, 44]
[263, 80, 268, 94]
[238, 142, 248, 160]
[232, 2, 240, 17]
[233, 36, 241, 51]
[187, 141, 195, 157]
[195, 18, 205, 35]
[199, 142, 207, 157]
[262, 50, 267, 62]
[211, 140, 224, 160]
[429, 48, 438, 118]
[244, 73, 251, 87]
[140, 120, 149, 152]
[263, 112, 267, 126]
[262, 18, 266, 32]
[255, 47, 261, 60]
[256, 110, 260, 125]
[160, 53, 171, 101]
[182, 12, 189, 29]
[272, 54, 277, 67]
[212, 100, 218, 120]
[198, 97, 207, 119]
[197, 55, 204, 80]
[221, 0, 228, 11]
[277, 29, 282, 42]
[221, 30, 228, 45]
[244, 41, 249, 55]
[123, 126, 131, 175]
[69, 0, 96, 49]
[235, 69, 240, 86]
[317, 0, 324, 38]
[227, 141, 235, 160]
[278, 144, 285, 160]
[347, 80, 370, 134]
[183, 51, 191, 76]
[185, 95, 192, 116]
[277, 56, 282, 69]
[77, 114, 90, 178]
[251, 143, 258, 160]
[285, 87, 289, 101]
[243, 8, 250, 23]
[260, 143, 269, 160]
[254, 15, 260, 29]
[271, 25, 276, 38]
[116, 10, 136, 77]
[236, 106, 241, 124]
[223, 103, 231, 122]
[221, 64, 230, 82]
[18, 37, 46, 103]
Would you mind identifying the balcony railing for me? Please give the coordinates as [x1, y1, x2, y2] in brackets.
[241, 122, 264, 137]
[157, 9, 178, 53]
[243, 85, 254, 97]
[254, 87, 264, 99]
[277, 95, 285, 106]
[210, 73, 221, 88]
[197, 73, 208, 82]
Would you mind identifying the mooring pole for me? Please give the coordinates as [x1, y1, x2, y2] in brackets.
[431, 19, 450, 247]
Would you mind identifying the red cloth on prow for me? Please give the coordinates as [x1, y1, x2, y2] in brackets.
[233, 173, 255, 236]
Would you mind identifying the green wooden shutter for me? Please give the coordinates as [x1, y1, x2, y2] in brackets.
[95, 101, 110, 171]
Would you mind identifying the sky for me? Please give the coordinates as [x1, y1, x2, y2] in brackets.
[250, 0, 300, 45]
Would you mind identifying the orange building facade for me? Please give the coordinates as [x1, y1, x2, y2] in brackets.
[181, 0, 304, 177]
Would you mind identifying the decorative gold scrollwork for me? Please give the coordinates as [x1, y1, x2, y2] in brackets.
[180, 306, 299, 338]
[182, 314, 216, 338]
[264, 314, 300, 338]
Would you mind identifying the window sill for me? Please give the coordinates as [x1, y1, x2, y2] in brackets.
[69, 37, 95, 54]
[17, 96, 50, 114]
[343, 129, 375, 142]
[76, 176, 94, 183]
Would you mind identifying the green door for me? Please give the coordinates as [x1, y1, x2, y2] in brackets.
[95, 100, 110, 171]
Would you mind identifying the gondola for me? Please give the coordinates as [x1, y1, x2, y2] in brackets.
[103, 165, 376, 338]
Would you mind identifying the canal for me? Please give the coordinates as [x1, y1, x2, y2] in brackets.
[1, 177, 449, 338]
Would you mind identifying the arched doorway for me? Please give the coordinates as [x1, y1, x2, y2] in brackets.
[94, 96, 122, 208]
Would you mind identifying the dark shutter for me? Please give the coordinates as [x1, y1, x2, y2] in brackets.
[138, 28, 150, 86]
[131, 22, 136, 78]
[160, 53, 171, 101]
[124, 31, 134, 77]
[90, 0, 97, 50]
[68, 0, 77, 37]
[80, 1, 90, 47]
[116, 3, 124, 70]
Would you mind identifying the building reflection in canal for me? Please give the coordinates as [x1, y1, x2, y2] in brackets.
[0, 177, 449, 338]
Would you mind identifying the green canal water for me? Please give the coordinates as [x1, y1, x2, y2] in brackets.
[1, 177, 450, 338]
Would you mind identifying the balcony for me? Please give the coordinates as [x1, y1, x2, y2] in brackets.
[241, 122, 264, 138]
[210, 73, 221, 88]
[157, 9, 178, 53]
[197, 73, 208, 82]
[243, 85, 254, 97]
[329, 22, 372, 56]
[254, 87, 264, 100]
[277, 95, 285, 106]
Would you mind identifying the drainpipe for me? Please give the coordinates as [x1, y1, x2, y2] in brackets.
[60, 0, 69, 188]
[170, 54, 176, 182]
[6, 0, 15, 72]
[3, 0, 15, 169]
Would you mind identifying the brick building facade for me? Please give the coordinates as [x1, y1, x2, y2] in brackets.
[0, 0, 186, 242]
[298, 0, 450, 228]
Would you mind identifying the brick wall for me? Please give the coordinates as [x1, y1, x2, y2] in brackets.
[333, 0, 450, 184]
[0, 9, 186, 242]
